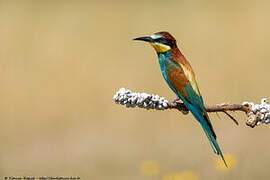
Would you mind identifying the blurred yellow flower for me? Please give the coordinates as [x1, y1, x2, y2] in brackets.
[163, 171, 199, 180]
[162, 173, 183, 180]
[180, 170, 199, 180]
[141, 160, 160, 176]
[216, 153, 237, 171]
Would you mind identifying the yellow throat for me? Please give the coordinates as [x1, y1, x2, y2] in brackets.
[150, 42, 171, 53]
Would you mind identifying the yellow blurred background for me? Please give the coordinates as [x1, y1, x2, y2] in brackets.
[0, 0, 269, 179]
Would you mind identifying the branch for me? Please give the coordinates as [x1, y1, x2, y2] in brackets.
[113, 88, 270, 128]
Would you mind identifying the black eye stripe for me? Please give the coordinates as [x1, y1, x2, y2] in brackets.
[154, 38, 162, 42]
[155, 38, 166, 43]
[155, 38, 172, 46]
[160, 39, 166, 43]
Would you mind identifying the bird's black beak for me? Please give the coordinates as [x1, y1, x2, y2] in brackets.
[133, 36, 154, 42]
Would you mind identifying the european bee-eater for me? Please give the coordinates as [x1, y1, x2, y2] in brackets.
[134, 31, 227, 167]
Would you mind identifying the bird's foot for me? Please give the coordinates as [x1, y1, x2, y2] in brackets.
[170, 97, 181, 103]
[181, 104, 189, 115]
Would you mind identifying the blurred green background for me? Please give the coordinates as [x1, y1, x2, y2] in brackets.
[0, 0, 269, 179]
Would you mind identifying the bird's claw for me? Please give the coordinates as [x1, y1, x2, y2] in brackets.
[171, 97, 180, 103]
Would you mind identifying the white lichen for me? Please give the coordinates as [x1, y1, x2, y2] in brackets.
[242, 98, 270, 125]
[113, 88, 169, 110]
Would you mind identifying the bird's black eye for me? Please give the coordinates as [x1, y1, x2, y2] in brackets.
[154, 37, 165, 43]
[154, 37, 171, 46]
[159, 38, 172, 46]
[159, 38, 166, 43]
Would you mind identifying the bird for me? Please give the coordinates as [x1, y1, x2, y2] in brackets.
[133, 31, 227, 167]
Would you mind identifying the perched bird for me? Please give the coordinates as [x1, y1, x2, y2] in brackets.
[133, 31, 227, 167]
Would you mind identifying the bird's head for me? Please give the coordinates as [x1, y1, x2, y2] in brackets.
[133, 31, 177, 53]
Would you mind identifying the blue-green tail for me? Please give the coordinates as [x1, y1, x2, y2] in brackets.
[186, 103, 228, 167]
[202, 127, 228, 168]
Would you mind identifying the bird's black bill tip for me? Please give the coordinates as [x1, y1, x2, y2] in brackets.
[133, 36, 153, 42]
